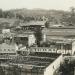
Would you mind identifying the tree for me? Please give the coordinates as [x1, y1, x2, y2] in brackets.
[3, 11, 15, 18]
[68, 7, 75, 25]
[70, 7, 75, 16]
[0, 66, 5, 75]
[40, 41, 51, 47]
[13, 65, 21, 75]
[16, 13, 24, 20]
[60, 7, 75, 25]
[45, 21, 50, 28]
[34, 26, 42, 47]
[0, 9, 3, 18]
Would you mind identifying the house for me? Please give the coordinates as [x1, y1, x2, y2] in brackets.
[19, 21, 46, 31]
[0, 29, 36, 47]
[14, 21, 46, 47]
[14, 30, 36, 47]
[0, 29, 18, 55]
[42, 27, 75, 55]
[0, 43, 18, 54]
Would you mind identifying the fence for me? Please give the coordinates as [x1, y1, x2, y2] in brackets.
[18, 47, 72, 54]
[44, 55, 63, 75]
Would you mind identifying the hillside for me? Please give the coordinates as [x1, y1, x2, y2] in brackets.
[8, 8, 72, 24]
[10, 8, 70, 17]
[0, 8, 74, 29]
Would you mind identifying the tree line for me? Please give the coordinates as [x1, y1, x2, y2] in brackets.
[0, 7, 75, 25]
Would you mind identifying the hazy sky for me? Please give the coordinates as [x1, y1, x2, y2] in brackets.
[0, 0, 75, 11]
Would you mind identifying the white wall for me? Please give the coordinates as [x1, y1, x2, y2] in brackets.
[72, 41, 75, 55]
[28, 34, 36, 46]
[2, 29, 10, 33]
[44, 55, 63, 75]
[0, 43, 18, 54]
[42, 34, 46, 42]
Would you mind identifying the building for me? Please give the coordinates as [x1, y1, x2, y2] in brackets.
[2, 51, 62, 75]
[19, 21, 46, 31]
[14, 31, 36, 47]
[42, 27, 75, 55]
[0, 43, 18, 54]
[14, 21, 46, 47]
[0, 29, 36, 47]
[0, 29, 18, 55]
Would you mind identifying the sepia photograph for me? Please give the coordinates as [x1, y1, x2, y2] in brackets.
[0, 0, 75, 75]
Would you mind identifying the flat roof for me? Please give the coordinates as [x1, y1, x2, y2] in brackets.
[20, 21, 46, 26]
[42, 28, 75, 36]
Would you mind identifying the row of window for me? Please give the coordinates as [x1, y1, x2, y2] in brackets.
[22, 27, 42, 30]
[20, 47, 72, 52]
[18, 47, 72, 55]
[20, 48, 56, 52]
[0, 49, 15, 51]
[32, 48, 56, 52]
[56, 44, 72, 50]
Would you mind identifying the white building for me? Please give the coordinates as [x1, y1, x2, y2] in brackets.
[14, 31, 36, 47]
[72, 41, 75, 55]
[0, 43, 18, 54]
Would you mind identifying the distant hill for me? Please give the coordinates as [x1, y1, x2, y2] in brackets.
[10, 8, 70, 17]
[0, 8, 74, 29]
[8, 8, 71, 24]
[0, 18, 20, 29]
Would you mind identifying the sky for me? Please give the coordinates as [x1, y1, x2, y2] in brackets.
[0, 0, 75, 11]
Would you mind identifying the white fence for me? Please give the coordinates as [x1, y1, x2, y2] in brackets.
[18, 47, 72, 54]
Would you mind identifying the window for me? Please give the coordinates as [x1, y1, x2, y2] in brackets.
[4, 49, 6, 51]
[0, 49, 2, 51]
[35, 49, 36, 51]
[43, 49, 44, 51]
[8, 49, 10, 51]
[12, 49, 14, 51]
[45, 49, 47, 51]
[49, 49, 51, 51]
[38, 49, 39, 51]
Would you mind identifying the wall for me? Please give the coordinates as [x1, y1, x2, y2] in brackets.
[31, 47, 72, 54]
[0, 43, 18, 54]
[28, 34, 36, 46]
[72, 41, 75, 55]
[44, 55, 63, 75]
[2, 29, 10, 33]
[42, 34, 46, 42]
[18, 47, 72, 54]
